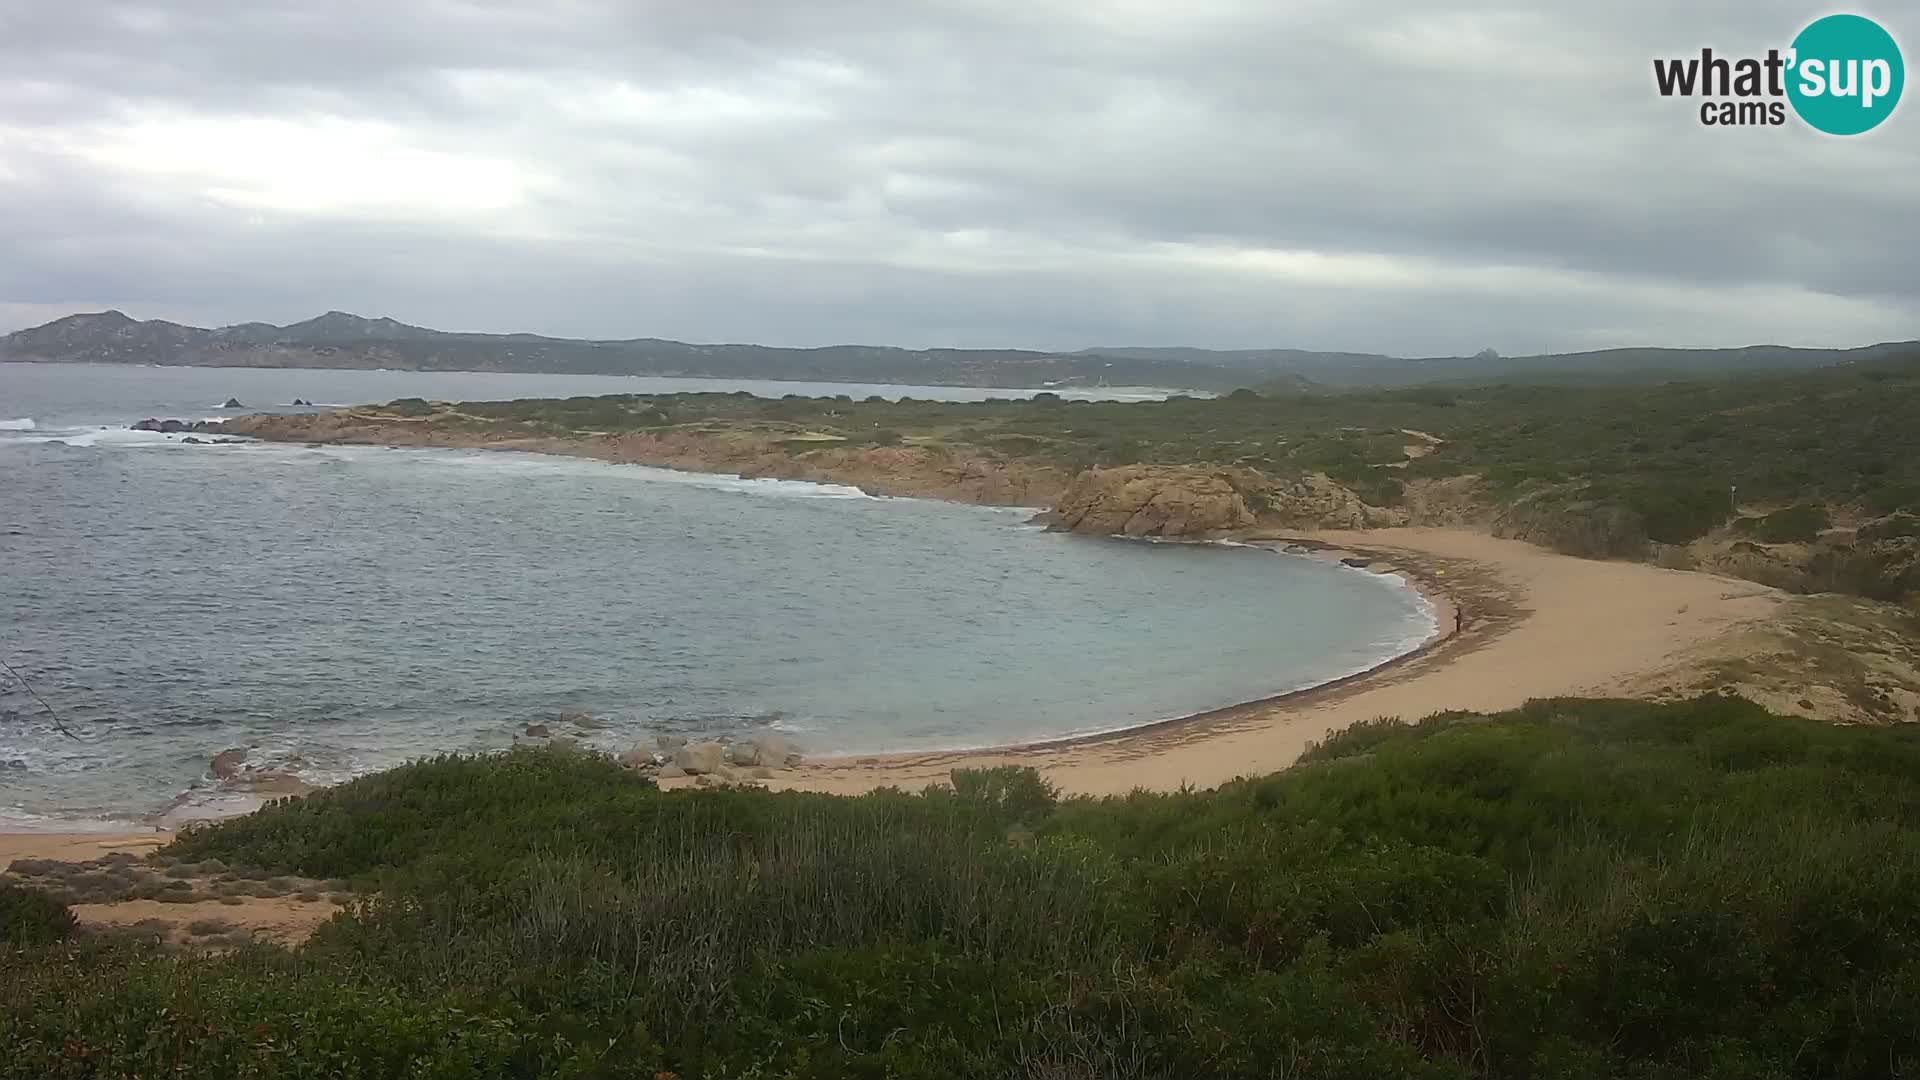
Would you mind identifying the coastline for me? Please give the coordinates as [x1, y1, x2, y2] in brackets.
[1, 420, 1782, 839]
[760, 527, 1779, 796]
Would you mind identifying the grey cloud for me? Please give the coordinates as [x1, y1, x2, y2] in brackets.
[0, 0, 1913, 351]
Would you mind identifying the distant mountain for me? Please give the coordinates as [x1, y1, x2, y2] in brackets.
[1085, 341, 1920, 388]
[8, 310, 1911, 392]
[0, 311, 1251, 392]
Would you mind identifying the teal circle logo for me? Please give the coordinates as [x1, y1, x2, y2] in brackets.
[1787, 14, 1904, 134]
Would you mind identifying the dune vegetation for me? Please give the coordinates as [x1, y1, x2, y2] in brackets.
[6, 694, 1920, 1078]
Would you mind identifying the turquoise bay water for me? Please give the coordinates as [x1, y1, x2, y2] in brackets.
[0, 363, 1432, 825]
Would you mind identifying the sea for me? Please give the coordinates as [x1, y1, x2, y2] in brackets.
[0, 362, 1435, 827]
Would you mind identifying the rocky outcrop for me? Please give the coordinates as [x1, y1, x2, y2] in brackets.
[1042, 466, 1257, 537]
[728, 734, 800, 768]
[673, 741, 726, 775]
[209, 749, 247, 780]
[1041, 466, 1406, 538]
[1256, 473, 1407, 530]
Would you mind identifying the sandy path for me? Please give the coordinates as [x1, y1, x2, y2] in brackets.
[69, 896, 345, 946]
[1, 832, 344, 945]
[0, 831, 173, 864]
[764, 527, 1780, 796]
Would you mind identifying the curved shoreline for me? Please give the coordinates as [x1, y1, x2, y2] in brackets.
[792, 541, 1456, 763]
[4, 424, 1782, 819]
[760, 527, 1780, 796]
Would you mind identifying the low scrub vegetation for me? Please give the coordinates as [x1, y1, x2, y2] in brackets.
[6, 696, 1920, 1077]
[372, 353, 1920, 575]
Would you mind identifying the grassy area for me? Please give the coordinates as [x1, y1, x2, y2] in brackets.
[372, 352, 1920, 552]
[6, 696, 1920, 1077]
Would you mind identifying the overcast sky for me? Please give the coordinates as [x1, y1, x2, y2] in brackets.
[0, 1, 1913, 354]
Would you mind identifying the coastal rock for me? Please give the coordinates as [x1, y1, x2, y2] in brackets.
[616, 747, 653, 769]
[209, 749, 248, 780]
[655, 765, 687, 779]
[222, 398, 244, 408]
[1044, 466, 1256, 538]
[1259, 473, 1405, 529]
[132, 418, 161, 432]
[673, 741, 726, 775]
[656, 733, 689, 754]
[181, 436, 204, 444]
[524, 723, 551, 738]
[728, 734, 798, 768]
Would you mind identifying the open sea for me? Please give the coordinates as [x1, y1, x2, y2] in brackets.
[0, 362, 1433, 827]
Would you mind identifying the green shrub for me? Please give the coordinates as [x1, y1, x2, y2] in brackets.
[1733, 503, 1832, 543]
[0, 884, 76, 947]
[10, 700, 1920, 1077]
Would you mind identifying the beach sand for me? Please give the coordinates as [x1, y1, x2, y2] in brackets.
[0, 831, 345, 945]
[760, 526, 1782, 796]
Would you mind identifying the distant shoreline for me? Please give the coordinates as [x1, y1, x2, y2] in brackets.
[0, 358, 1197, 400]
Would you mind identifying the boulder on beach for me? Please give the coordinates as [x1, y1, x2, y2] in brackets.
[209, 748, 248, 780]
[655, 733, 689, 754]
[729, 734, 799, 768]
[523, 723, 551, 738]
[616, 747, 653, 769]
[674, 741, 726, 775]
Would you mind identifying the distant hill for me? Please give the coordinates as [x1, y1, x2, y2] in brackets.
[0, 311, 1252, 392]
[1085, 342, 1920, 389]
[6, 310, 1910, 391]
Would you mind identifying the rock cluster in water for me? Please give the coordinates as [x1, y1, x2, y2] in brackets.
[130, 418, 243, 443]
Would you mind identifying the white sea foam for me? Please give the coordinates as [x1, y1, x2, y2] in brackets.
[0, 417, 34, 430]
[417, 447, 879, 500]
